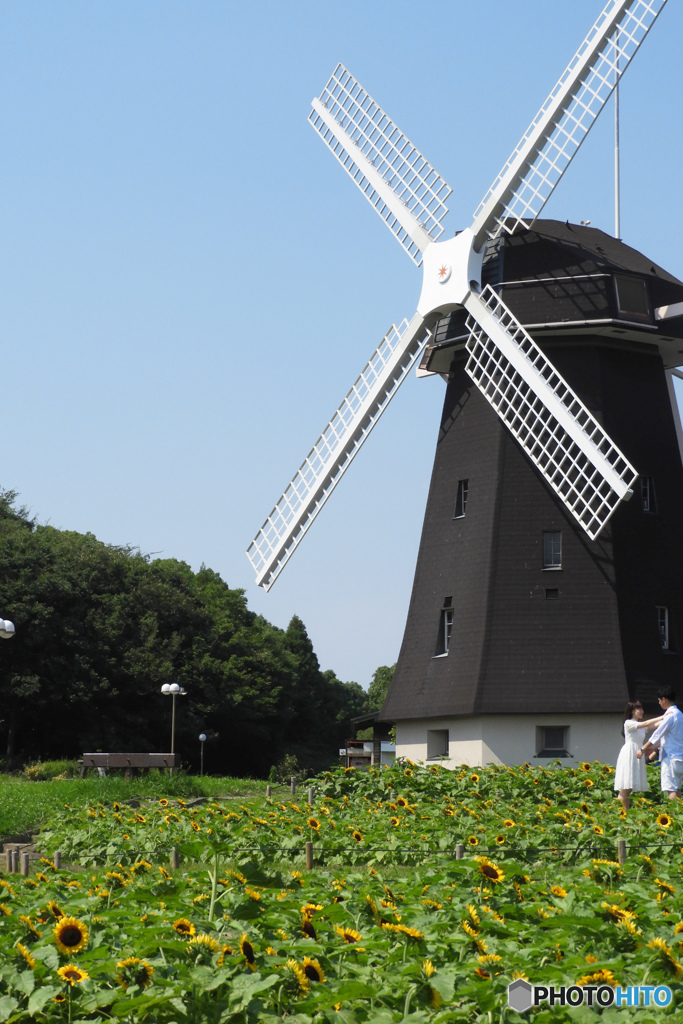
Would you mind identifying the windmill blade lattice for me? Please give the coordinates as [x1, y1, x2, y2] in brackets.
[309, 64, 452, 266]
[247, 312, 429, 589]
[464, 287, 638, 539]
[471, 0, 666, 246]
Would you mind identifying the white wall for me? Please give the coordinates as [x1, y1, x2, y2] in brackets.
[396, 714, 624, 768]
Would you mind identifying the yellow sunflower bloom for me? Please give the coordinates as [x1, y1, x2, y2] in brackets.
[16, 943, 37, 970]
[240, 932, 256, 969]
[116, 957, 154, 989]
[307, 817, 320, 830]
[46, 900, 64, 920]
[647, 937, 683, 977]
[551, 886, 567, 898]
[352, 830, 363, 842]
[57, 964, 89, 987]
[287, 958, 311, 994]
[53, 917, 89, 955]
[173, 918, 195, 937]
[503, 820, 515, 828]
[301, 956, 326, 983]
[657, 813, 673, 828]
[577, 969, 619, 987]
[468, 836, 479, 846]
[335, 925, 362, 943]
[475, 856, 505, 884]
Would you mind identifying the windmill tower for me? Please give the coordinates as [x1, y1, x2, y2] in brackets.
[248, 0, 682, 767]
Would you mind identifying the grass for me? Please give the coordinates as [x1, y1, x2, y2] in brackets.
[0, 772, 275, 838]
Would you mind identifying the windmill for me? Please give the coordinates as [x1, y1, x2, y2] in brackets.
[248, 0, 683, 766]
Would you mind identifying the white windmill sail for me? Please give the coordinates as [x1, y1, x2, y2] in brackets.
[309, 64, 451, 266]
[247, 313, 428, 590]
[464, 287, 637, 539]
[471, 0, 666, 248]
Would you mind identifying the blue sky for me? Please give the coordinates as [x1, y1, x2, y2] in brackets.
[1, 1, 681, 688]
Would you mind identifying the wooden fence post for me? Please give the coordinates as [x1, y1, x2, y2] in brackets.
[20, 852, 29, 876]
[291, 776, 297, 796]
[54, 851, 62, 870]
[266, 785, 272, 799]
[455, 843, 464, 860]
[171, 848, 180, 870]
[617, 839, 626, 865]
[305, 841, 313, 870]
[5, 850, 12, 872]
[307, 787, 314, 806]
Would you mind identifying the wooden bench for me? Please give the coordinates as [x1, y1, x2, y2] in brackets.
[80, 753, 176, 779]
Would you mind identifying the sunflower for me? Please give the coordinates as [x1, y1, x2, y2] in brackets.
[286, 958, 311, 994]
[601, 902, 635, 922]
[240, 932, 256, 968]
[443, 808, 454, 817]
[479, 954, 502, 965]
[301, 917, 317, 940]
[307, 817, 320, 830]
[352, 830, 363, 843]
[423, 959, 436, 978]
[47, 900, 64, 920]
[656, 878, 676, 895]
[335, 925, 362, 943]
[503, 820, 515, 828]
[19, 915, 39, 938]
[159, 866, 171, 880]
[474, 967, 491, 979]
[390, 816, 400, 827]
[134, 813, 146, 823]
[16, 943, 37, 970]
[116, 957, 154, 989]
[551, 885, 567, 898]
[475, 856, 505, 884]
[158, 798, 169, 807]
[53, 993, 66, 1004]
[577, 969, 619, 987]
[105, 871, 127, 888]
[191, 821, 201, 832]
[468, 836, 479, 846]
[186, 935, 220, 963]
[580, 762, 592, 772]
[404, 769, 413, 776]
[593, 825, 604, 835]
[173, 919, 195, 937]
[57, 964, 89, 987]
[302, 956, 326, 983]
[381, 922, 424, 939]
[396, 797, 408, 807]
[647, 937, 683, 977]
[657, 813, 673, 828]
[53, 917, 89, 955]
[584, 779, 594, 788]
[470, 774, 479, 783]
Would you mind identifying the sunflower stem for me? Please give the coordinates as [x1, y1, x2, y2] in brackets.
[403, 983, 417, 1018]
[207, 851, 219, 922]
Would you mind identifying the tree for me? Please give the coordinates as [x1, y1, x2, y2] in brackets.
[367, 664, 396, 712]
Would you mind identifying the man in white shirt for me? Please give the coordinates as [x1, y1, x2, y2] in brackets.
[637, 687, 683, 799]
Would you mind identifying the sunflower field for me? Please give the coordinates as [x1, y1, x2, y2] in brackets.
[2, 759, 683, 1021]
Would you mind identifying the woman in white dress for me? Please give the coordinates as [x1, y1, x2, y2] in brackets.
[615, 701, 662, 811]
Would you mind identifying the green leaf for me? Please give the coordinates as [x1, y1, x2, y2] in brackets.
[0, 996, 19, 1023]
[28, 987, 60, 1015]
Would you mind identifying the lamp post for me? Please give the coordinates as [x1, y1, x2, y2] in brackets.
[199, 733, 206, 776]
[0, 619, 15, 640]
[161, 683, 186, 772]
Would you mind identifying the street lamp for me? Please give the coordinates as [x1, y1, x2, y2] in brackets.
[161, 683, 186, 771]
[0, 619, 15, 640]
[199, 733, 206, 776]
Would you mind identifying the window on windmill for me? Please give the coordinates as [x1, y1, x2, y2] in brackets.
[434, 607, 454, 657]
[427, 729, 449, 759]
[614, 274, 650, 321]
[641, 476, 657, 514]
[657, 606, 670, 650]
[542, 531, 562, 569]
[536, 726, 569, 758]
[454, 479, 469, 518]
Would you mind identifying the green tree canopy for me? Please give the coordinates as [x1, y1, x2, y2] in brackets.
[0, 490, 368, 776]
